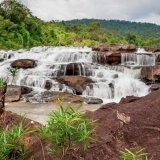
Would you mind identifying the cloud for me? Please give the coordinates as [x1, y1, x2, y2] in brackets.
[135, 13, 160, 25]
[0, 0, 160, 25]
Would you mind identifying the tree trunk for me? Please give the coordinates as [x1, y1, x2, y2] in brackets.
[0, 85, 7, 128]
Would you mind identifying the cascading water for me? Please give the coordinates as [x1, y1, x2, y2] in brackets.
[121, 48, 155, 66]
[0, 46, 152, 103]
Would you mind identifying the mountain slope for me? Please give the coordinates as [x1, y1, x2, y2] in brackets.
[65, 19, 160, 38]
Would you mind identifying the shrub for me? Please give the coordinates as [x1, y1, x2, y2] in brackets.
[38, 101, 97, 160]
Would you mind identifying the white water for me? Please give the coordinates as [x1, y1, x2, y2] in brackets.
[0, 46, 151, 103]
[121, 48, 155, 66]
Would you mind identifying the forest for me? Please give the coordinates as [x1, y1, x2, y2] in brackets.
[0, 0, 160, 50]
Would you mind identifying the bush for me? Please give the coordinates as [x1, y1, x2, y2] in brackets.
[38, 100, 97, 160]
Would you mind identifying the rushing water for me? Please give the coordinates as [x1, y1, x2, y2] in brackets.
[0, 46, 154, 103]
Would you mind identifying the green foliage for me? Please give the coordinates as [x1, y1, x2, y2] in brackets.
[120, 148, 152, 160]
[1, 1, 160, 49]
[0, 115, 34, 160]
[7, 67, 19, 85]
[66, 18, 160, 38]
[38, 103, 97, 160]
[0, 77, 7, 88]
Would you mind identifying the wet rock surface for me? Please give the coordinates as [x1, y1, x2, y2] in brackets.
[5, 85, 32, 102]
[57, 76, 94, 94]
[92, 43, 136, 64]
[22, 90, 103, 104]
[11, 59, 36, 68]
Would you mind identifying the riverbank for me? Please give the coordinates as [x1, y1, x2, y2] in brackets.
[5, 102, 101, 124]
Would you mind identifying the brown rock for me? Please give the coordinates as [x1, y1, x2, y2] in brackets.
[92, 43, 136, 52]
[154, 68, 160, 79]
[97, 52, 121, 64]
[0, 58, 4, 62]
[141, 65, 160, 82]
[156, 54, 160, 62]
[57, 76, 94, 94]
[86, 97, 103, 104]
[144, 46, 160, 52]
[5, 85, 32, 102]
[45, 80, 52, 90]
[119, 96, 141, 104]
[69, 89, 160, 160]
[5, 85, 21, 102]
[21, 86, 32, 94]
[11, 59, 36, 68]
[41, 91, 87, 103]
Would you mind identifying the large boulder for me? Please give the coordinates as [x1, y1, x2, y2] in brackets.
[11, 59, 36, 68]
[92, 43, 136, 52]
[144, 46, 160, 52]
[57, 76, 94, 94]
[5, 85, 32, 102]
[141, 65, 160, 82]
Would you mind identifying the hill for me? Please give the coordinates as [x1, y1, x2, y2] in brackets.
[65, 19, 160, 38]
[1, 0, 160, 49]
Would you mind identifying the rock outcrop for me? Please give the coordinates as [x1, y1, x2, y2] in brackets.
[144, 46, 160, 52]
[92, 43, 136, 64]
[11, 59, 36, 68]
[92, 43, 136, 52]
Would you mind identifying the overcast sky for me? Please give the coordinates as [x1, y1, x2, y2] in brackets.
[1, 0, 160, 25]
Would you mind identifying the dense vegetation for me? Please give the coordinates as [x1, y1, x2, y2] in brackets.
[66, 19, 160, 38]
[0, 0, 160, 50]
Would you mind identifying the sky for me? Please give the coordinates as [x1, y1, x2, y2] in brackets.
[1, 0, 160, 25]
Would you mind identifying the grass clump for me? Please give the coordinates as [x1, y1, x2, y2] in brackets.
[120, 148, 152, 160]
[38, 99, 97, 160]
[0, 115, 34, 160]
[0, 78, 7, 88]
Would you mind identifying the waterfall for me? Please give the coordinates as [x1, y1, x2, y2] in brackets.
[121, 48, 155, 66]
[0, 46, 152, 103]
